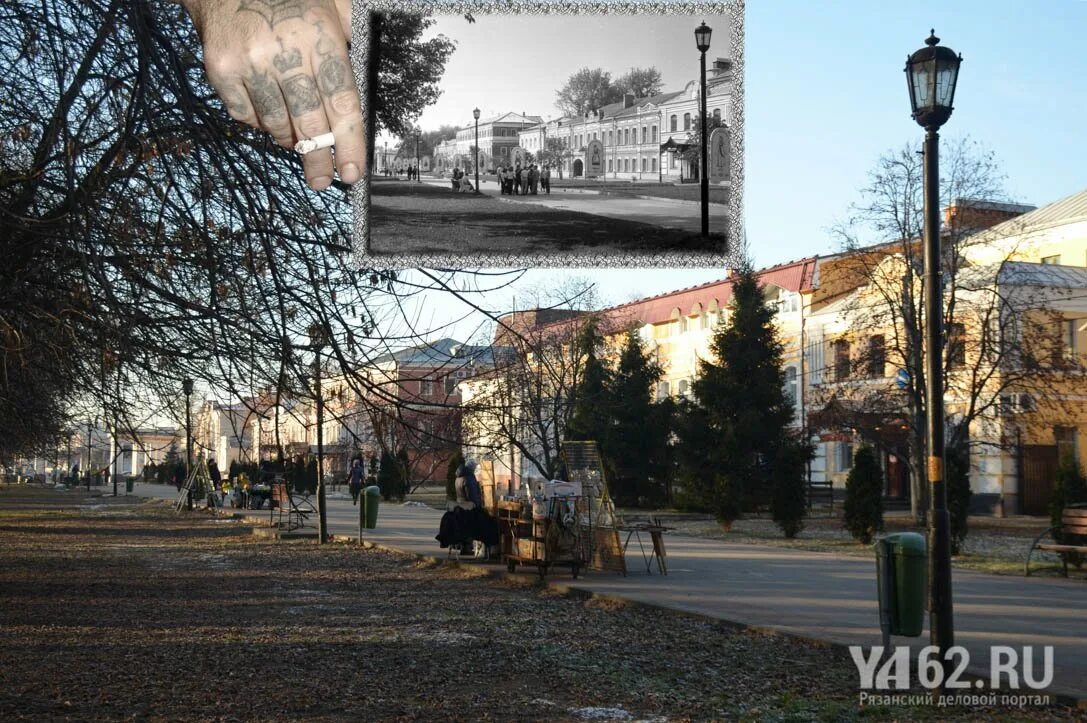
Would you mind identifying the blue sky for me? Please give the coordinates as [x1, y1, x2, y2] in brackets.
[405, 1, 1087, 340]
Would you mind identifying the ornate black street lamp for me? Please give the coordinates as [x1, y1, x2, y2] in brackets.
[473, 107, 481, 194]
[309, 324, 329, 544]
[905, 29, 961, 688]
[695, 21, 712, 238]
[182, 377, 194, 509]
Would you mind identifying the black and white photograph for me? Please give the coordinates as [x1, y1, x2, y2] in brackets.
[363, 7, 741, 263]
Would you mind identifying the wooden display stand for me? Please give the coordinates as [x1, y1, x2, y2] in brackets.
[497, 498, 583, 579]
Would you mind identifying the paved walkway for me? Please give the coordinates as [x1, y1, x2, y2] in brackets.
[131, 482, 1086, 701]
[418, 177, 727, 234]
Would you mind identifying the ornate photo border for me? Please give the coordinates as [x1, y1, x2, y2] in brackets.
[351, 0, 744, 269]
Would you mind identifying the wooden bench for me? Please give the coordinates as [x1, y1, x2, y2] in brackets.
[269, 481, 316, 532]
[1025, 505, 1087, 577]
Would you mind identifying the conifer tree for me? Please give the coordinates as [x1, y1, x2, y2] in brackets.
[675, 263, 806, 532]
[608, 329, 670, 506]
[566, 318, 612, 446]
[843, 446, 884, 544]
[377, 449, 399, 501]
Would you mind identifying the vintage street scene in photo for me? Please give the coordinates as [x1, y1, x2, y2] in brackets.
[365, 10, 738, 260]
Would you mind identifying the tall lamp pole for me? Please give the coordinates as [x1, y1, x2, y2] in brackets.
[183, 378, 194, 509]
[309, 324, 329, 544]
[695, 22, 712, 238]
[85, 417, 94, 492]
[905, 29, 962, 689]
[473, 107, 481, 193]
[414, 129, 420, 181]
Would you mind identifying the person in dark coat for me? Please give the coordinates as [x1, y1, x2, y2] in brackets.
[348, 458, 364, 505]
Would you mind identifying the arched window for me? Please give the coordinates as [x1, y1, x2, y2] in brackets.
[624, 128, 630, 145]
[783, 366, 798, 408]
[678, 379, 690, 398]
[700, 312, 711, 330]
[641, 158, 646, 172]
[607, 159, 613, 172]
[683, 113, 691, 130]
[713, 108, 721, 122]
[608, 130, 613, 146]
[641, 126, 647, 143]
[651, 158, 656, 172]
[657, 380, 671, 400]
[670, 115, 677, 132]
[624, 158, 630, 172]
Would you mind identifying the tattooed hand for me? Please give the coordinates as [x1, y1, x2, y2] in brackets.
[178, 0, 363, 191]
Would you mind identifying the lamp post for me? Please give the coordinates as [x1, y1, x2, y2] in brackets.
[905, 29, 962, 688]
[183, 377, 194, 509]
[414, 129, 420, 181]
[473, 107, 481, 194]
[85, 416, 94, 492]
[695, 21, 712, 238]
[309, 324, 329, 544]
[383, 141, 387, 174]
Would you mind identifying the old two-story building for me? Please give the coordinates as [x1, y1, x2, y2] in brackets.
[458, 259, 816, 498]
[516, 57, 734, 183]
[432, 112, 543, 175]
[804, 190, 1087, 515]
[238, 338, 494, 485]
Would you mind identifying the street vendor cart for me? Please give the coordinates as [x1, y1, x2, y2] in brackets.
[497, 495, 584, 579]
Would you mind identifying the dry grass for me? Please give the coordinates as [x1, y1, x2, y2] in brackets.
[0, 485, 1077, 722]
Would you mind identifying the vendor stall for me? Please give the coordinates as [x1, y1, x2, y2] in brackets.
[498, 485, 584, 579]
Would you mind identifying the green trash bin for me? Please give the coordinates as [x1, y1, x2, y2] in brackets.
[362, 485, 380, 530]
[875, 532, 927, 637]
[125, 477, 134, 494]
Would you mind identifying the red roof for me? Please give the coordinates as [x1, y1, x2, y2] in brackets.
[599, 257, 819, 327]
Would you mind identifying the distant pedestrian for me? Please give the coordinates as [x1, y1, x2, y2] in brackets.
[514, 164, 522, 195]
[348, 458, 364, 505]
[503, 166, 514, 194]
[528, 165, 539, 194]
[451, 167, 461, 192]
[541, 165, 551, 194]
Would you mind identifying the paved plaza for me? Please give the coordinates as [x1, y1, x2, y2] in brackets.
[367, 178, 728, 256]
[131, 482, 1087, 703]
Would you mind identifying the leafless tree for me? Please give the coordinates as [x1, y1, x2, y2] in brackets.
[817, 137, 1082, 523]
[0, 0, 518, 469]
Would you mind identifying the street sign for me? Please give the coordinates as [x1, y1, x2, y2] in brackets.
[895, 368, 910, 390]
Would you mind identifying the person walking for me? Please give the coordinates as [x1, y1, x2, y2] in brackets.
[348, 458, 364, 505]
[541, 165, 551, 194]
[529, 164, 539, 195]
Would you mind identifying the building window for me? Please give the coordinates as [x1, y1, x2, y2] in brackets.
[624, 128, 630, 145]
[445, 376, 457, 395]
[713, 108, 721, 122]
[608, 159, 613, 172]
[677, 379, 690, 398]
[836, 442, 854, 472]
[867, 335, 886, 378]
[641, 126, 647, 144]
[947, 323, 966, 368]
[641, 158, 646, 172]
[1055, 426, 1079, 464]
[700, 312, 711, 330]
[652, 125, 657, 142]
[833, 339, 851, 381]
[1041, 255, 1061, 265]
[651, 158, 656, 172]
[624, 158, 629, 172]
[670, 115, 677, 132]
[420, 379, 433, 396]
[657, 380, 670, 400]
[679, 316, 689, 333]
[1060, 318, 1079, 362]
[683, 113, 691, 130]
[783, 366, 798, 408]
[608, 130, 613, 146]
